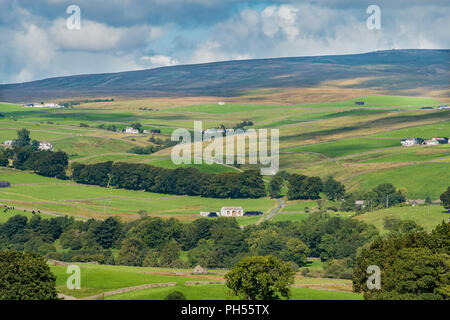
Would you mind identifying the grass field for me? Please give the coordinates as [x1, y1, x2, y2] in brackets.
[1, 94, 449, 224]
[50, 262, 362, 300]
[0, 168, 276, 221]
[354, 205, 449, 233]
[348, 162, 450, 199]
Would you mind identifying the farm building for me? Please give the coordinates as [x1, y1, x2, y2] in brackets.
[355, 101, 364, 105]
[407, 199, 425, 206]
[422, 138, 440, 146]
[24, 103, 62, 108]
[124, 127, 139, 134]
[38, 141, 53, 151]
[193, 265, 208, 274]
[200, 207, 244, 217]
[244, 211, 263, 216]
[438, 106, 449, 110]
[1, 140, 13, 148]
[0, 181, 11, 188]
[401, 137, 423, 146]
[220, 206, 244, 217]
[355, 200, 365, 207]
[151, 129, 161, 134]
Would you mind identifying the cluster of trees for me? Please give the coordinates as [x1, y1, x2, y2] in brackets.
[341, 183, 406, 212]
[0, 129, 68, 179]
[353, 221, 449, 300]
[0, 250, 58, 300]
[441, 186, 450, 210]
[59, 98, 113, 108]
[286, 174, 345, 201]
[0, 211, 379, 271]
[128, 137, 177, 155]
[72, 162, 266, 199]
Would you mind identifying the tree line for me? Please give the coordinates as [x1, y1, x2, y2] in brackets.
[72, 161, 266, 198]
[0, 211, 379, 270]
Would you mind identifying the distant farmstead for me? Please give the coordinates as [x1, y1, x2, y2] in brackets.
[220, 207, 244, 217]
[1, 140, 13, 148]
[355, 101, 365, 105]
[200, 207, 244, 217]
[401, 137, 423, 147]
[39, 141, 53, 151]
[124, 127, 139, 134]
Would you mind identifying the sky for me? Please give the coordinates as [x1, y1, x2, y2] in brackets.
[0, 0, 449, 84]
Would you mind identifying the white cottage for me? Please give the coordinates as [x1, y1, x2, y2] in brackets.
[125, 127, 139, 134]
[220, 206, 244, 217]
[39, 141, 53, 151]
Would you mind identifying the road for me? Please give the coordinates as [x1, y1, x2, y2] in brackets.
[264, 198, 285, 222]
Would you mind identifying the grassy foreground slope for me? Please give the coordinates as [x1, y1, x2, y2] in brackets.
[50, 263, 362, 300]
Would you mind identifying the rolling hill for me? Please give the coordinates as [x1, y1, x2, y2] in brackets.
[0, 49, 448, 102]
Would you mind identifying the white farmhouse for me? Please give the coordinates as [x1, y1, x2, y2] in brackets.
[220, 206, 244, 217]
[400, 137, 423, 147]
[39, 141, 53, 151]
[1, 140, 13, 148]
[125, 127, 139, 134]
[422, 138, 440, 146]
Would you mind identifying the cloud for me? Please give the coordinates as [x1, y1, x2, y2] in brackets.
[0, 1, 448, 83]
[140, 55, 179, 68]
[49, 18, 164, 51]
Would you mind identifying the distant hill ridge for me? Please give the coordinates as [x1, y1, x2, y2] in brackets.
[0, 49, 448, 102]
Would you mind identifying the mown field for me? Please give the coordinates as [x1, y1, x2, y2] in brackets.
[50, 262, 362, 300]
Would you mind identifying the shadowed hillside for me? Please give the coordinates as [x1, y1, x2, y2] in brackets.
[0, 49, 448, 102]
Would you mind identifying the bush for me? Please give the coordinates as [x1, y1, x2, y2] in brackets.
[165, 291, 187, 300]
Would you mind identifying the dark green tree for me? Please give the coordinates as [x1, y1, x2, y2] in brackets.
[225, 256, 294, 300]
[440, 187, 450, 210]
[94, 217, 122, 249]
[268, 175, 283, 198]
[117, 237, 145, 266]
[12, 128, 31, 148]
[323, 176, 346, 201]
[0, 250, 58, 300]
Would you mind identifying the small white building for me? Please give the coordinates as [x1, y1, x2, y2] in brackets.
[200, 212, 210, 217]
[438, 106, 449, 111]
[24, 103, 62, 108]
[220, 206, 244, 217]
[401, 137, 422, 147]
[355, 200, 365, 207]
[1, 140, 13, 148]
[39, 141, 53, 151]
[125, 127, 139, 134]
[422, 138, 440, 146]
[218, 102, 225, 105]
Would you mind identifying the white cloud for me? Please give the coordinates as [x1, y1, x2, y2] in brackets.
[49, 19, 164, 51]
[140, 55, 179, 68]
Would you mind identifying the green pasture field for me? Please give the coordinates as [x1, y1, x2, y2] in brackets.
[281, 200, 319, 212]
[372, 120, 450, 139]
[354, 205, 449, 233]
[349, 144, 450, 163]
[283, 137, 400, 158]
[0, 168, 276, 220]
[348, 162, 450, 199]
[0, 209, 53, 223]
[51, 264, 208, 299]
[51, 262, 361, 300]
[104, 284, 362, 300]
